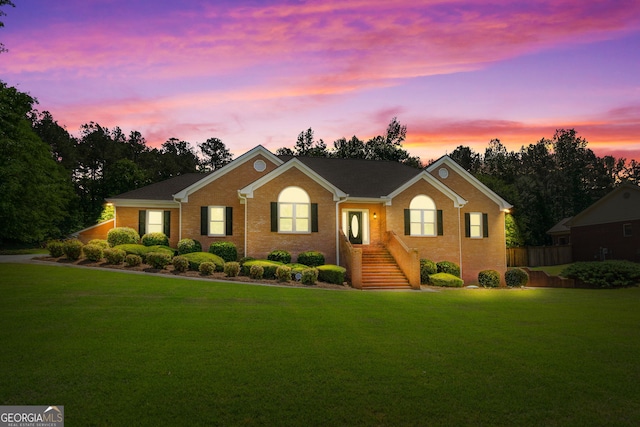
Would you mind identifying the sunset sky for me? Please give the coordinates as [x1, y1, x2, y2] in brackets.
[2, 0, 639, 162]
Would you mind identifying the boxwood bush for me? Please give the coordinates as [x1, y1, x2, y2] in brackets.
[113, 244, 174, 261]
[505, 268, 529, 287]
[317, 265, 346, 285]
[172, 256, 189, 273]
[561, 261, 640, 288]
[125, 254, 142, 267]
[301, 268, 319, 286]
[224, 262, 240, 277]
[429, 272, 464, 287]
[141, 232, 169, 247]
[478, 270, 500, 288]
[177, 238, 202, 255]
[87, 239, 110, 250]
[63, 239, 84, 261]
[420, 259, 437, 284]
[104, 248, 126, 265]
[209, 241, 238, 262]
[242, 260, 282, 280]
[199, 262, 216, 275]
[146, 252, 172, 269]
[107, 227, 140, 247]
[181, 252, 224, 272]
[276, 265, 292, 282]
[436, 261, 461, 277]
[46, 240, 64, 258]
[249, 264, 264, 280]
[297, 251, 325, 267]
[82, 244, 104, 262]
[267, 250, 291, 264]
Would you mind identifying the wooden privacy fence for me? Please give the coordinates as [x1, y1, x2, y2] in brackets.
[507, 245, 572, 267]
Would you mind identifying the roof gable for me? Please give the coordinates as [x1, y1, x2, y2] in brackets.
[386, 171, 467, 207]
[173, 145, 282, 201]
[239, 158, 347, 201]
[427, 155, 512, 210]
[569, 183, 640, 227]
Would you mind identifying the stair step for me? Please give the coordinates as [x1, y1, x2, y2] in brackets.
[360, 245, 411, 289]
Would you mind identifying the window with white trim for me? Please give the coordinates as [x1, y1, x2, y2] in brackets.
[409, 195, 437, 236]
[278, 186, 310, 233]
[208, 206, 226, 236]
[468, 212, 483, 238]
[147, 210, 164, 234]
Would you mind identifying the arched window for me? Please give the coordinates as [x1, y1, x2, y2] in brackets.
[409, 195, 436, 236]
[278, 186, 310, 233]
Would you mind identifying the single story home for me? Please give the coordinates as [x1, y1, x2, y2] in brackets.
[94, 145, 512, 288]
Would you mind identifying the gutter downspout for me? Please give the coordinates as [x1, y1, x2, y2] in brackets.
[335, 197, 348, 265]
[239, 192, 248, 258]
[458, 205, 463, 280]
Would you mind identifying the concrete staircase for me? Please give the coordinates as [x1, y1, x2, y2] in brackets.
[361, 246, 412, 290]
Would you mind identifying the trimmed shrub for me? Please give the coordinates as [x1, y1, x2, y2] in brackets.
[113, 244, 174, 261]
[141, 232, 169, 247]
[172, 256, 189, 273]
[104, 248, 126, 265]
[107, 227, 140, 247]
[209, 241, 238, 262]
[301, 268, 319, 286]
[181, 252, 224, 272]
[429, 272, 464, 288]
[437, 261, 461, 277]
[297, 251, 325, 267]
[249, 264, 264, 280]
[478, 270, 500, 288]
[125, 254, 142, 267]
[242, 260, 282, 279]
[88, 239, 110, 250]
[239, 257, 255, 267]
[46, 240, 64, 258]
[224, 262, 240, 277]
[63, 239, 83, 261]
[420, 259, 437, 284]
[82, 244, 104, 262]
[268, 250, 291, 264]
[146, 252, 172, 269]
[177, 238, 202, 255]
[276, 265, 292, 282]
[561, 261, 640, 288]
[505, 268, 529, 287]
[199, 262, 216, 276]
[317, 265, 346, 285]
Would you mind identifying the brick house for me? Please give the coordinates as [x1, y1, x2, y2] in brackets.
[101, 145, 512, 288]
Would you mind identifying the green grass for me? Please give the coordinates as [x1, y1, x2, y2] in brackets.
[528, 263, 573, 276]
[1, 264, 639, 426]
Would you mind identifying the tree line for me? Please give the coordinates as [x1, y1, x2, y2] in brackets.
[1, 81, 639, 247]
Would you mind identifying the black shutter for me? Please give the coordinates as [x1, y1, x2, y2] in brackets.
[225, 207, 233, 236]
[163, 211, 171, 237]
[464, 213, 470, 238]
[483, 213, 489, 238]
[270, 202, 278, 232]
[311, 203, 318, 232]
[404, 209, 411, 235]
[139, 210, 146, 236]
[201, 206, 208, 235]
[437, 210, 443, 236]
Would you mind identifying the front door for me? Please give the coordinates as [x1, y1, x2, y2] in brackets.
[348, 211, 363, 244]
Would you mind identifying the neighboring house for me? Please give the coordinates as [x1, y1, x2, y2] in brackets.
[98, 145, 511, 287]
[566, 183, 640, 262]
[547, 217, 572, 246]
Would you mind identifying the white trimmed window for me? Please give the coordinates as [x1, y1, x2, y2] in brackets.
[208, 206, 226, 236]
[147, 210, 164, 234]
[278, 186, 310, 233]
[409, 195, 437, 236]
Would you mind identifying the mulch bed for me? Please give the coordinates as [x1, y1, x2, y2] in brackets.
[36, 256, 353, 290]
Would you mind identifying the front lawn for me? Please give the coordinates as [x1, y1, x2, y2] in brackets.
[1, 264, 639, 426]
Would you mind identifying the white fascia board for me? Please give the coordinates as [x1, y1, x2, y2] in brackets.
[427, 156, 513, 210]
[173, 145, 283, 201]
[342, 196, 391, 204]
[239, 158, 347, 201]
[107, 199, 180, 208]
[386, 171, 467, 207]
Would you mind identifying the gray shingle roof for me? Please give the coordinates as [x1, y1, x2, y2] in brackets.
[109, 173, 209, 200]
